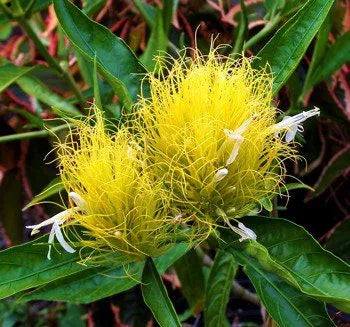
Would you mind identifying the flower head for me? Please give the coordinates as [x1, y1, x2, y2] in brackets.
[135, 49, 317, 235]
[27, 111, 199, 262]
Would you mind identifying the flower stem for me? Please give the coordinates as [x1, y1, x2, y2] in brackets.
[244, 14, 282, 50]
[0, 124, 74, 143]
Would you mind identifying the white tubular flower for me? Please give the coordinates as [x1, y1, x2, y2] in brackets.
[214, 168, 229, 182]
[224, 116, 253, 165]
[25, 192, 87, 259]
[226, 219, 257, 242]
[274, 107, 320, 142]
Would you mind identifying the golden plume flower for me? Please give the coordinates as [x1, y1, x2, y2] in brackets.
[135, 49, 319, 240]
[27, 111, 196, 262]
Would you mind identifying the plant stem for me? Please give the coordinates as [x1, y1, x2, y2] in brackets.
[0, 124, 74, 143]
[244, 14, 282, 50]
[17, 18, 87, 110]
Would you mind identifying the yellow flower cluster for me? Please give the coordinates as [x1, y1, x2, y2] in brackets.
[135, 51, 295, 230]
[27, 49, 319, 261]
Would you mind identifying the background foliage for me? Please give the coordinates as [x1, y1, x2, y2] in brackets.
[0, 0, 349, 326]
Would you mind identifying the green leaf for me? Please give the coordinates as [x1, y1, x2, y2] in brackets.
[204, 250, 238, 327]
[83, 0, 107, 17]
[0, 63, 37, 92]
[325, 219, 350, 264]
[141, 257, 181, 327]
[21, 243, 189, 303]
[23, 177, 64, 211]
[53, 0, 148, 109]
[255, 0, 335, 95]
[174, 249, 206, 313]
[0, 60, 79, 116]
[312, 148, 350, 198]
[222, 216, 350, 312]
[93, 54, 102, 110]
[302, 31, 350, 97]
[0, 235, 93, 300]
[17, 75, 81, 116]
[131, 0, 156, 27]
[301, 7, 333, 99]
[233, 251, 335, 327]
[141, 6, 168, 71]
[162, 0, 174, 35]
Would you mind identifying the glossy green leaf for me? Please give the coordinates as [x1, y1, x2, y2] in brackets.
[204, 250, 237, 327]
[17, 75, 81, 116]
[21, 243, 189, 303]
[325, 219, 350, 264]
[233, 251, 335, 327]
[302, 31, 350, 97]
[222, 216, 350, 312]
[23, 177, 64, 211]
[53, 0, 148, 109]
[141, 257, 181, 327]
[141, 6, 168, 71]
[301, 7, 333, 99]
[0, 59, 79, 115]
[0, 63, 37, 92]
[174, 249, 205, 313]
[0, 235, 93, 300]
[255, 0, 334, 95]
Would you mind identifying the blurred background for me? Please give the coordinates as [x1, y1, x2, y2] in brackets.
[0, 0, 349, 325]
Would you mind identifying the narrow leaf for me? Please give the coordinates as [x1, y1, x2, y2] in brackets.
[0, 63, 37, 92]
[222, 216, 350, 313]
[303, 31, 350, 97]
[23, 177, 64, 211]
[204, 250, 238, 327]
[174, 249, 206, 313]
[233, 251, 335, 327]
[141, 6, 168, 71]
[53, 0, 148, 109]
[93, 54, 102, 110]
[21, 243, 189, 303]
[141, 257, 181, 327]
[255, 0, 335, 95]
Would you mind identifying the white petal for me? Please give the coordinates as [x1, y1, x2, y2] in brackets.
[274, 108, 320, 131]
[238, 222, 257, 241]
[26, 209, 73, 235]
[214, 168, 228, 182]
[53, 221, 76, 254]
[47, 224, 56, 260]
[69, 192, 88, 212]
[285, 125, 298, 142]
[226, 140, 243, 165]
